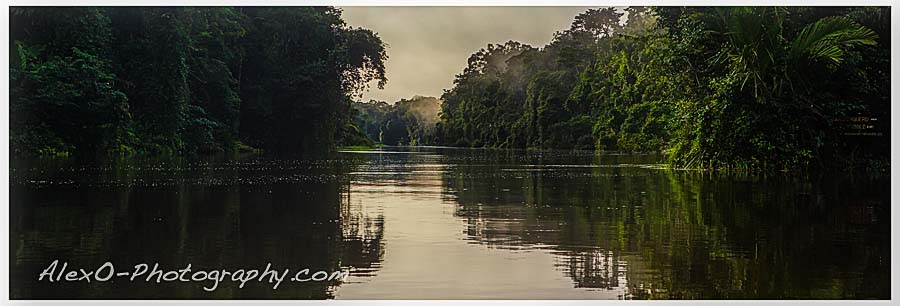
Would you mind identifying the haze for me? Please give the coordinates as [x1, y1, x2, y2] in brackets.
[339, 6, 596, 103]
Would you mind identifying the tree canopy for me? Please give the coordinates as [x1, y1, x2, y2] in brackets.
[11, 7, 890, 171]
[11, 7, 387, 157]
[436, 7, 889, 171]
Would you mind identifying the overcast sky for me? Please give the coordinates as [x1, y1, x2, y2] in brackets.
[339, 7, 596, 103]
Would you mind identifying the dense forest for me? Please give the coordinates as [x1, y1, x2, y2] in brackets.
[435, 7, 890, 170]
[351, 96, 441, 146]
[11, 7, 891, 171]
[11, 7, 387, 157]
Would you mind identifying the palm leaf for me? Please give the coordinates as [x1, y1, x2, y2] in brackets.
[789, 16, 878, 65]
[713, 7, 787, 97]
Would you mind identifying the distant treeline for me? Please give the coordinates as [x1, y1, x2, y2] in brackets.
[11, 7, 387, 157]
[435, 7, 890, 170]
[350, 96, 441, 146]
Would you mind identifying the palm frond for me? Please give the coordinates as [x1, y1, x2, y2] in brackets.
[789, 16, 878, 65]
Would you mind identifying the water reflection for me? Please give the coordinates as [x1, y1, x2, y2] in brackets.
[10, 148, 890, 299]
[444, 150, 889, 299]
[11, 157, 385, 299]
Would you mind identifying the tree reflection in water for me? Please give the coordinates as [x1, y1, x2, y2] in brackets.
[11, 157, 386, 299]
[446, 151, 889, 299]
[10, 149, 889, 299]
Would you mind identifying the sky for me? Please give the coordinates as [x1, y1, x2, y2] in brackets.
[339, 7, 596, 103]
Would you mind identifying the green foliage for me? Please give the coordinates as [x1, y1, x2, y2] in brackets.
[350, 96, 441, 146]
[11, 7, 387, 158]
[109, 7, 191, 155]
[439, 41, 546, 148]
[11, 8, 133, 156]
[10, 6, 888, 170]
[670, 7, 885, 170]
[789, 16, 877, 66]
[238, 7, 387, 155]
[437, 6, 889, 171]
[438, 8, 661, 151]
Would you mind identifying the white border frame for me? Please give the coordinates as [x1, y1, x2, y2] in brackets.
[1, 1, 896, 305]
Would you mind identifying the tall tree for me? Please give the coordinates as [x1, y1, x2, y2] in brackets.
[11, 8, 132, 156]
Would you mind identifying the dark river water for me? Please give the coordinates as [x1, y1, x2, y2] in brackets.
[10, 147, 890, 299]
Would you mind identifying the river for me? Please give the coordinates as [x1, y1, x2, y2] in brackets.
[9, 146, 890, 299]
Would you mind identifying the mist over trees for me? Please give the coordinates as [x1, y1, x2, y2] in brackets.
[11, 7, 387, 157]
[436, 7, 890, 170]
[353, 96, 441, 146]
